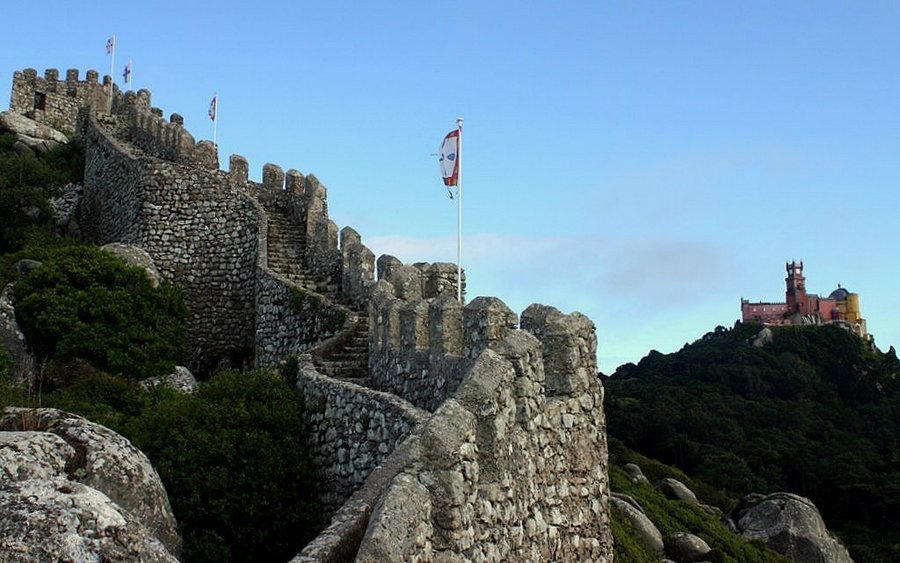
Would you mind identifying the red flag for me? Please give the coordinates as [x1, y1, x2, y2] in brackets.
[440, 129, 459, 186]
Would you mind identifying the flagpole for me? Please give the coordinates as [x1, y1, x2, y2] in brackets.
[456, 117, 463, 303]
[108, 35, 115, 112]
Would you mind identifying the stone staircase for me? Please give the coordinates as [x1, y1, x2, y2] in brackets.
[266, 209, 339, 299]
[311, 317, 371, 386]
[264, 205, 371, 384]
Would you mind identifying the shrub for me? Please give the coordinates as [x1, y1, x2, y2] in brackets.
[0, 136, 83, 253]
[125, 369, 320, 562]
[13, 245, 187, 381]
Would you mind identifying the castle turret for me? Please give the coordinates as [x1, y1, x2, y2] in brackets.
[785, 260, 807, 315]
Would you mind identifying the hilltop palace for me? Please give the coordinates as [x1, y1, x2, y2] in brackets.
[741, 261, 868, 339]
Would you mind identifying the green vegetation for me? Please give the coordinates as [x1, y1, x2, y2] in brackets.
[0, 137, 321, 562]
[0, 132, 83, 253]
[610, 444, 790, 562]
[0, 369, 321, 563]
[605, 322, 900, 561]
[13, 245, 187, 381]
[124, 370, 319, 563]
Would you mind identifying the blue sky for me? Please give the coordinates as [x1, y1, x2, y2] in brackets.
[3, 1, 898, 371]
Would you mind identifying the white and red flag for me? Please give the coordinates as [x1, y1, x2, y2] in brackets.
[106, 36, 115, 54]
[439, 129, 459, 187]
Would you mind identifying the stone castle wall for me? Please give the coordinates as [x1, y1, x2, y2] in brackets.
[295, 360, 428, 517]
[6, 67, 613, 562]
[356, 301, 612, 562]
[80, 112, 260, 371]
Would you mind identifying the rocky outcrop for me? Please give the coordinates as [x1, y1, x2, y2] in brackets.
[0, 478, 178, 562]
[0, 407, 181, 557]
[729, 492, 853, 563]
[752, 326, 774, 348]
[0, 110, 68, 155]
[141, 365, 198, 393]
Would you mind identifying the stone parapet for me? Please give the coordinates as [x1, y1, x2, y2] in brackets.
[356, 316, 612, 561]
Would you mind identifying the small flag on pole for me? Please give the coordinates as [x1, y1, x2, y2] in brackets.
[440, 129, 460, 186]
[208, 95, 218, 121]
[122, 61, 131, 85]
[106, 36, 115, 54]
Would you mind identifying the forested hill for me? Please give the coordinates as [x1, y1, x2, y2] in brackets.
[603, 322, 900, 562]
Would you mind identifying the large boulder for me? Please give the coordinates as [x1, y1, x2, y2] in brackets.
[0, 407, 181, 556]
[0, 478, 178, 562]
[729, 492, 853, 563]
[142, 365, 198, 394]
[657, 477, 699, 505]
[611, 492, 663, 554]
[101, 243, 163, 288]
[0, 111, 69, 155]
[666, 532, 711, 562]
[623, 463, 650, 485]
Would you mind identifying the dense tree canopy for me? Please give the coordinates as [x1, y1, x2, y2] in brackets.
[604, 322, 900, 561]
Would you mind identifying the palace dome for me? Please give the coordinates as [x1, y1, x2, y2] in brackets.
[828, 287, 851, 301]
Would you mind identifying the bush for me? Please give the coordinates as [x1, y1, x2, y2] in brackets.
[0, 136, 83, 253]
[13, 245, 187, 381]
[124, 369, 320, 562]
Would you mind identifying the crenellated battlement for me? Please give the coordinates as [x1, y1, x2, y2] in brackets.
[355, 271, 610, 561]
[10, 67, 114, 133]
[110, 89, 218, 169]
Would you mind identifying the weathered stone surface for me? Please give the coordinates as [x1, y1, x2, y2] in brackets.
[657, 477, 700, 506]
[623, 463, 650, 485]
[730, 492, 853, 563]
[0, 110, 68, 143]
[141, 365, 198, 393]
[0, 431, 73, 481]
[0, 408, 181, 555]
[49, 183, 83, 237]
[611, 493, 663, 554]
[0, 478, 178, 563]
[752, 326, 774, 348]
[0, 285, 37, 387]
[101, 242, 162, 288]
[356, 472, 434, 563]
[666, 532, 711, 562]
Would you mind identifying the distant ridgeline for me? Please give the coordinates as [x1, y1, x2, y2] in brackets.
[6, 67, 614, 561]
[741, 260, 869, 340]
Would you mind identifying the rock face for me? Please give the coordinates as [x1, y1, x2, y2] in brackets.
[0, 408, 181, 558]
[0, 110, 68, 155]
[141, 365, 198, 393]
[0, 478, 178, 562]
[730, 492, 853, 563]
